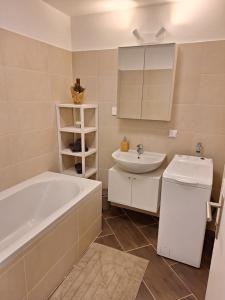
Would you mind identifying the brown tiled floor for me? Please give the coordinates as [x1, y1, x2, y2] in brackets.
[95, 205, 214, 300]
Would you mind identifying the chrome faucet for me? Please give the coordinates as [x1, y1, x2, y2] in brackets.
[137, 144, 144, 157]
[195, 142, 202, 157]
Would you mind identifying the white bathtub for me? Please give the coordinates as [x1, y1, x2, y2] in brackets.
[0, 171, 101, 266]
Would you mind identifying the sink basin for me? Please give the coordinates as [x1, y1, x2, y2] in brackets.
[112, 149, 166, 174]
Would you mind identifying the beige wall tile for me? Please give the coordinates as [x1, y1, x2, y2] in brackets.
[0, 29, 72, 192]
[25, 210, 78, 291]
[0, 152, 58, 191]
[9, 102, 55, 133]
[50, 74, 73, 103]
[98, 49, 118, 76]
[0, 29, 48, 71]
[0, 135, 12, 168]
[9, 129, 57, 164]
[0, 258, 26, 300]
[176, 43, 203, 82]
[0, 66, 6, 100]
[73, 51, 98, 77]
[170, 104, 200, 131]
[201, 40, 225, 74]
[196, 105, 225, 135]
[198, 74, 225, 105]
[98, 75, 117, 103]
[0, 101, 10, 136]
[48, 45, 72, 76]
[5, 67, 50, 101]
[173, 79, 200, 104]
[0, 29, 3, 65]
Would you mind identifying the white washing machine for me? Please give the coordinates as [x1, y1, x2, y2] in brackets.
[157, 155, 213, 268]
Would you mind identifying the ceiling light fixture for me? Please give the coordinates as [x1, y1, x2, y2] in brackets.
[132, 26, 167, 44]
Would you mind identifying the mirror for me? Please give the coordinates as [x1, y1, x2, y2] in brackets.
[117, 43, 177, 121]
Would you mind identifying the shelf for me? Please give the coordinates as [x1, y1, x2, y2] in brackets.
[59, 126, 97, 134]
[61, 148, 97, 157]
[63, 167, 97, 178]
[57, 103, 98, 179]
[57, 104, 98, 109]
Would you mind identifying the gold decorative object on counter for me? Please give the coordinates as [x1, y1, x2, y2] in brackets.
[71, 78, 85, 104]
[120, 136, 129, 152]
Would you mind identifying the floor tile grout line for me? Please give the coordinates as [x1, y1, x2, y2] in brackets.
[136, 222, 159, 229]
[150, 242, 179, 268]
[177, 293, 197, 300]
[142, 279, 156, 300]
[166, 262, 195, 298]
[103, 208, 204, 300]
[123, 210, 151, 245]
[116, 210, 199, 299]
[103, 213, 125, 220]
[134, 220, 195, 299]
[98, 233, 114, 239]
[162, 257, 178, 267]
[139, 228, 156, 248]
[104, 218, 126, 251]
[126, 242, 154, 253]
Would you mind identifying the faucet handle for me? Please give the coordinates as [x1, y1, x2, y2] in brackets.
[137, 144, 143, 148]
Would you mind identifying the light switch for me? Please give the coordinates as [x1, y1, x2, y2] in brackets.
[169, 129, 177, 138]
[112, 106, 117, 116]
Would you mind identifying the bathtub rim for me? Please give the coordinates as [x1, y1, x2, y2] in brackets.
[0, 172, 102, 268]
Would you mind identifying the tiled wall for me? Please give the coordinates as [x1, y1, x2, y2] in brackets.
[0, 28, 73, 191]
[0, 187, 102, 300]
[72, 42, 225, 199]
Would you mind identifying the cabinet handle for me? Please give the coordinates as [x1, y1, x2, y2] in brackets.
[133, 178, 136, 180]
[128, 177, 131, 180]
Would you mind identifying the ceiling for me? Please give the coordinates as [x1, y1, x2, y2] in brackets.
[43, 0, 178, 16]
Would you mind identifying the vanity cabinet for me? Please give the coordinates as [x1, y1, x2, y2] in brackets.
[108, 166, 163, 213]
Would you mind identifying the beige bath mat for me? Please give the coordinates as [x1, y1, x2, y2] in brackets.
[50, 243, 148, 300]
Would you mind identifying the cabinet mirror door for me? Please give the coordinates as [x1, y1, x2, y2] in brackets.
[142, 44, 176, 121]
[117, 44, 176, 121]
[117, 46, 145, 119]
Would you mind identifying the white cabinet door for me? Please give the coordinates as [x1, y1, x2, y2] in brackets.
[205, 182, 225, 300]
[131, 176, 160, 213]
[108, 168, 131, 206]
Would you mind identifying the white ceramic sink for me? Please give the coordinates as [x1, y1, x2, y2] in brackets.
[112, 149, 166, 174]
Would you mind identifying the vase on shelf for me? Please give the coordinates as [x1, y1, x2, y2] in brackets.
[71, 78, 85, 104]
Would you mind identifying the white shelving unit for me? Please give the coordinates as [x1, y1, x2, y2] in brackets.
[56, 104, 98, 179]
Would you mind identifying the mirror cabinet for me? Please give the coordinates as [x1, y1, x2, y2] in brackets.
[117, 43, 177, 121]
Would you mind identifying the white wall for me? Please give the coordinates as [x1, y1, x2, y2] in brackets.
[0, 0, 71, 50]
[71, 0, 225, 50]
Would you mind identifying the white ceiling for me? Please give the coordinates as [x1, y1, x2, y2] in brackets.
[43, 0, 178, 16]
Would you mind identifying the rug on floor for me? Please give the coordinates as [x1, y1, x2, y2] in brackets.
[50, 242, 148, 300]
